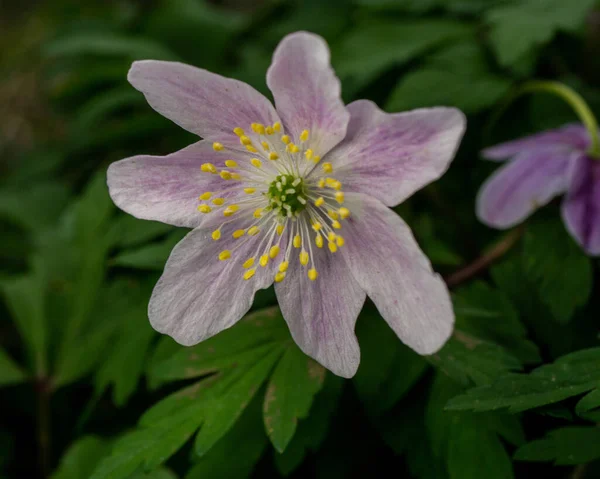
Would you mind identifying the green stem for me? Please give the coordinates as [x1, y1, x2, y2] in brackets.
[487, 81, 600, 159]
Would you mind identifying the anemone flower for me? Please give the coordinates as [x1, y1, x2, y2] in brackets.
[107, 31, 466, 377]
[477, 123, 600, 256]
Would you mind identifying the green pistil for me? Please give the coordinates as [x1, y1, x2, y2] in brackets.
[267, 174, 307, 216]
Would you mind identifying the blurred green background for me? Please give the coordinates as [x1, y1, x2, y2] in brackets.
[2, 0, 600, 478]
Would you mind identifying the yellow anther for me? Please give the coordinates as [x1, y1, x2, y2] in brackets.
[328, 210, 339, 220]
[224, 205, 239, 216]
[332, 181, 342, 191]
[312, 222, 322, 232]
[268, 152, 279, 161]
[248, 226, 260, 236]
[332, 220, 342, 230]
[328, 232, 336, 242]
[273, 122, 282, 132]
[266, 126, 274, 135]
[325, 178, 336, 186]
[199, 192, 212, 200]
[269, 245, 280, 259]
[314, 197, 325, 207]
[251, 158, 262, 168]
[315, 235, 324, 248]
[276, 224, 284, 235]
[289, 143, 300, 153]
[336, 236, 345, 247]
[243, 268, 256, 280]
[339, 207, 351, 219]
[213, 142, 224, 151]
[260, 255, 269, 267]
[225, 159, 238, 168]
[254, 123, 266, 135]
[243, 257, 255, 269]
[281, 135, 290, 144]
[261, 141, 270, 151]
[244, 187, 256, 194]
[313, 155, 321, 163]
[328, 242, 338, 253]
[246, 145, 258, 153]
[335, 191, 345, 204]
[299, 251, 309, 266]
[305, 149, 313, 160]
[212, 198, 225, 206]
[318, 179, 325, 188]
[218, 250, 231, 261]
[322, 162, 333, 173]
[308, 268, 318, 281]
[231, 173, 242, 180]
[233, 229, 245, 239]
[211, 230, 221, 240]
[275, 272, 286, 283]
[293, 235, 302, 248]
[253, 208, 263, 218]
[300, 129, 309, 142]
[198, 204, 212, 214]
[279, 261, 289, 272]
[220, 171, 233, 180]
[233, 127, 245, 137]
[201, 163, 217, 174]
[239, 135, 252, 146]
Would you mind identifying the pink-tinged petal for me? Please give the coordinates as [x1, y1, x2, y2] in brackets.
[341, 193, 453, 355]
[267, 32, 349, 157]
[324, 101, 466, 207]
[128, 60, 280, 147]
[476, 147, 573, 229]
[562, 154, 600, 255]
[275, 246, 365, 378]
[107, 141, 246, 228]
[149, 222, 282, 345]
[482, 124, 589, 161]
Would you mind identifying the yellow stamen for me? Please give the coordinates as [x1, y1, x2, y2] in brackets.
[239, 135, 252, 146]
[315, 235, 324, 248]
[281, 135, 290, 145]
[231, 173, 242, 180]
[305, 149, 313, 160]
[243, 268, 256, 280]
[293, 235, 302, 248]
[261, 141, 270, 151]
[332, 181, 342, 191]
[224, 205, 239, 216]
[201, 163, 217, 174]
[253, 208, 263, 218]
[328, 242, 338, 253]
[199, 192, 212, 200]
[218, 250, 231, 261]
[269, 245, 280, 259]
[332, 220, 342, 230]
[198, 204, 212, 213]
[328, 210, 339, 220]
[336, 236, 345, 247]
[212, 198, 225, 206]
[322, 162, 333, 173]
[300, 129, 309, 142]
[233, 127, 244, 137]
[233, 229, 245, 239]
[244, 187, 256, 194]
[335, 191, 345, 204]
[339, 207, 350, 219]
[211, 230, 221, 240]
[243, 257, 255, 269]
[279, 261, 289, 273]
[268, 152, 279, 161]
[251, 158, 262, 168]
[220, 171, 233, 180]
[314, 197, 324, 207]
[259, 255, 269, 267]
[275, 272, 286, 282]
[213, 142, 224, 151]
[308, 268, 318, 281]
[225, 160, 238, 168]
[313, 155, 321, 163]
[318, 179, 326, 188]
[255, 124, 266, 135]
[327, 232, 336, 242]
[312, 222, 322, 232]
[288, 143, 300, 153]
[299, 251, 309, 265]
[246, 145, 258, 153]
[248, 226, 260, 236]
[273, 122, 282, 132]
[276, 224, 284, 235]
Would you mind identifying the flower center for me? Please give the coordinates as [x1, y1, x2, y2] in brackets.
[195, 120, 351, 283]
[267, 174, 307, 216]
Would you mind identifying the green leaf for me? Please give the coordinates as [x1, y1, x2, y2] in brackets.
[0, 348, 26, 387]
[109, 215, 174, 249]
[110, 230, 187, 270]
[52, 436, 112, 479]
[333, 19, 471, 94]
[523, 215, 592, 323]
[387, 41, 511, 113]
[514, 427, 600, 465]
[263, 346, 326, 452]
[486, 0, 596, 67]
[353, 311, 429, 415]
[446, 348, 600, 412]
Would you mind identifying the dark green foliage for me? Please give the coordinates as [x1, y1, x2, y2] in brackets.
[1, 0, 599, 478]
